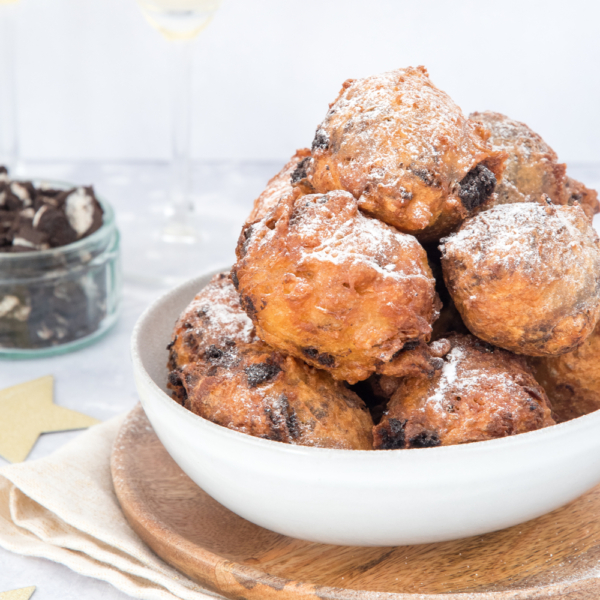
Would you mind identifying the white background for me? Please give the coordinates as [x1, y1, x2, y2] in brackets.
[5, 0, 600, 163]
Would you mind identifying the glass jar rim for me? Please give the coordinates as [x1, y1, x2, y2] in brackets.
[0, 178, 116, 261]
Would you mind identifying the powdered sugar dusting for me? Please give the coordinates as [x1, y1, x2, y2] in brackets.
[255, 191, 431, 284]
[424, 342, 531, 418]
[183, 275, 256, 345]
[442, 202, 596, 287]
[308, 212, 427, 281]
[471, 110, 555, 162]
[315, 66, 488, 188]
[428, 346, 462, 411]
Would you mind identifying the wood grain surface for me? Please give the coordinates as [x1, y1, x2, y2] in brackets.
[111, 405, 600, 599]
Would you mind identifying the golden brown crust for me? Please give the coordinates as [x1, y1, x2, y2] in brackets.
[440, 203, 600, 356]
[376, 339, 451, 378]
[247, 149, 311, 223]
[530, 322, 600, 423]
[167, 273, 374, 449]
[234, 190, 440, 384]
[303, 66, 505, 241]
[470, 112, 599, 220]
[470, 111, 566, 206]
[168, 272, 258, 370]
[176, 353, 374, 450]
[373, 335, 554, 449]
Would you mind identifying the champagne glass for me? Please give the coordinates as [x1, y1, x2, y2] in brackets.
[0, 0, 19, 174]
[127, 0, 221, 285]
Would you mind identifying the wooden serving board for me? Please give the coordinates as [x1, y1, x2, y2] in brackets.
[111, 405, 600, 599]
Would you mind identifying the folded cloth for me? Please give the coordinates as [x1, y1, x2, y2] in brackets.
[0, 415, 223, 600]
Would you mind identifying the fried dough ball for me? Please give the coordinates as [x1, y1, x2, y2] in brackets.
[373, 335, 555, 449]
[300, 66, 505, 241]
[530, 321, 600, 423]
[233, 190, 440, 384]
[246, 149, 311, 223]
[470, 111, 599, 220]
[564, 176, 600, 221]
[440, 203, 600, 356]
[168, 272, 255, 370]
[470, 111, 566, 206]
[167, 273, 374, 449]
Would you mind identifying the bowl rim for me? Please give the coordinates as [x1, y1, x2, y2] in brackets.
[0, 177, 115, 260]
[131, 268, 600, 459]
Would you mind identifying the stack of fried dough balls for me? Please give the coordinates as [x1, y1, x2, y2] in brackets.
[168, 66, 600, 450]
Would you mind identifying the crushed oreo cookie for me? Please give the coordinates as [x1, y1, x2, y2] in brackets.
[290, 156, 312, 184]
[302, 346, 336, 367]
[410, 167, 439, 187]
[408, 430, 441, 448]
[458, 163, 496, 212]
[0, 167, 103, 253]
[245, 361, 282, 388]
[0, 168, 118, 351]
[377, 418, 407, 449]
[0, 264, 114, 350]
[312, 129, 329, 151]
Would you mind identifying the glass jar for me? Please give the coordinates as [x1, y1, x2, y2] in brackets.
[0, 183, 121, 358]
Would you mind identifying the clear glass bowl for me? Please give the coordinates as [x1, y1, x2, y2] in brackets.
[0, 182, 121, 359]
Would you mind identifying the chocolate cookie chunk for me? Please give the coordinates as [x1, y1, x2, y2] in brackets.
[0, 168, 103, 253]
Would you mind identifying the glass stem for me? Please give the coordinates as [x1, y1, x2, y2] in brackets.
[0, 2, 19, 174]
[163, 37, 196, 243]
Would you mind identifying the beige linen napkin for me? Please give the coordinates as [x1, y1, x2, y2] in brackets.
[0, 415, 223, 600]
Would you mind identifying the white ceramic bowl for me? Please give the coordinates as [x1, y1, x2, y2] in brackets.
[131, 269, 600, 546]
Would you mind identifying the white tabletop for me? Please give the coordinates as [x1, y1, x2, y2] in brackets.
[1, 161, 599, 598]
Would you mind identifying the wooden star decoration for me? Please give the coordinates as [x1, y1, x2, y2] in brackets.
[0, 375, 100, 463]
[0, 587, 36, 600]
